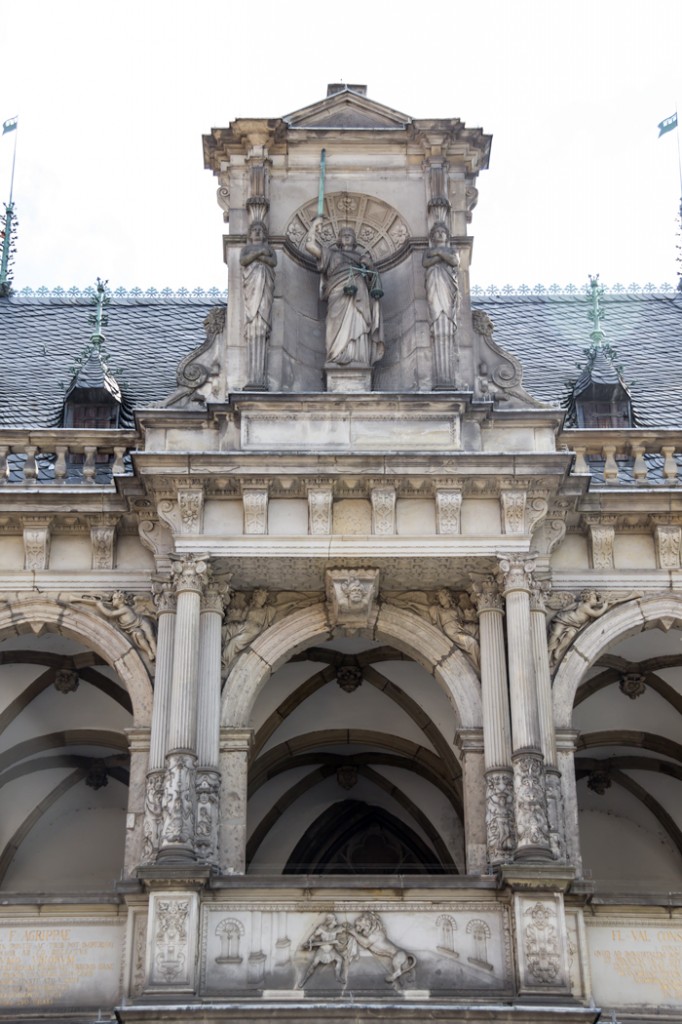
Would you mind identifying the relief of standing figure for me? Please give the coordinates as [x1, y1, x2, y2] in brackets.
[423, 221, 460, 386]
[305, 217, 384, 367]
[240, 220, 277, 388]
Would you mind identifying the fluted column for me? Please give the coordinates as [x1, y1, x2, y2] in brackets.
[142, 582, 176, 864]
[529, 579, 565, 860]
[157, 553, 210, 863]
[219, 728, 253, 874]
[498, 557, 552, 861]
[473, 577, 516, 865]
[195, 577, 229, 867]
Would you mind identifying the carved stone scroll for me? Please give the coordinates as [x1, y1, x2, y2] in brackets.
[371, 486, 396, 535]
[435, 489, 462, 535]
[163, 306, 225, 408]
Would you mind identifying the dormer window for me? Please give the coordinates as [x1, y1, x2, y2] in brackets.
[574, 394, 633, 429]
[63, 386, 120, 429]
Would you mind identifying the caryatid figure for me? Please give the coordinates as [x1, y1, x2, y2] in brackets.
[305, 217, 384, 368]
[240, 220, 277, 388]
[422, 221, 460, 386]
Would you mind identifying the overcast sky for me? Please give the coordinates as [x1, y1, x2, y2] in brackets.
[2, 0, 681, 292]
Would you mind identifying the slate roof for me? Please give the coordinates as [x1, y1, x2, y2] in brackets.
[478, 293, 682, 428]
[0, 291, 680, 429]
[0, 296, 217, 428]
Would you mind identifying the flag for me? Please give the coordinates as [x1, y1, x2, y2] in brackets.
[2, 117, 17, 135]
[658, 113, 677, 137]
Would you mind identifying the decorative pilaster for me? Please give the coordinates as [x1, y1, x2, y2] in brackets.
[472, 577, 515, 866]
[141, 582, 176, 863]
[157, 554, 210, 863]
[370, 486, 396, 535]
[435, 488, 462, 534]
[23, 516, 51, 570]
[195, 578, 229, 867]
[242, 486, 268, 534]
[454, 728, 487, 874]
[585, 516, 616, 569]
[90, 515, 118, 569]
[529, 579, 565, 860]
[307, 485, 333, 535]
[218, 729, 252, 874]
[498, 557, 552, 861]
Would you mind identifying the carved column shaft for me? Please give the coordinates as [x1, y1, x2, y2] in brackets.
[142, 590, 176, 864]
[475, 580, 516, 865]
[530, 589, 565, 860]
[500, 559, 552, 861]
[195, 587, 225, 866]
[158, 556, 208, 862]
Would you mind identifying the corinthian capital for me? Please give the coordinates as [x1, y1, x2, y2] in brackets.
[169, 553, 211, 594]
[497, 556, 536, 595]
[471, 576, 503, 614]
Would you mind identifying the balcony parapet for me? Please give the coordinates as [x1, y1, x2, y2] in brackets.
[0, 429, 139, 487]
[560, 428, 682, 487]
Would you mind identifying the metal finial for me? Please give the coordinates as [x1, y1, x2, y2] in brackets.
[88, 278, 110, 343]
[587, 274, 605, 346]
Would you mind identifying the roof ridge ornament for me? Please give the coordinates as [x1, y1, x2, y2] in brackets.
[587, 274, 606, 347]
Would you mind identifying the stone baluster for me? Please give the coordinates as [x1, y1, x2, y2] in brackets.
[141, 582, 176, 864]
[661, 445, 678, 483]
[498, 557, 552, 861]
[112, 446, 127, 476]
[0, 446, 8, 483]
[472, 577, 516, 866]
[54, 445, 68, 482]
[23, 445, 38, 483]
[219, 729, 253, 874]
[601, 443, 619, 483]
[157, 553, 210, 862]
[630, 441, 649, 483]
[529, 579, 564, 860]
[195, 576, 229, 867]
[83, 445, 97, 484]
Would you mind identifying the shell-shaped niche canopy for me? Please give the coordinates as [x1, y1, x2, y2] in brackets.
[285, 192, 411, 270]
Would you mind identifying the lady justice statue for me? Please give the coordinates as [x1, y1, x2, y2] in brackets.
[304, 150, 383, 379]
[306, 217, 384, 368]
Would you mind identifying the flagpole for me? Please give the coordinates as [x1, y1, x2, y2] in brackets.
[8, 119, 17, 205]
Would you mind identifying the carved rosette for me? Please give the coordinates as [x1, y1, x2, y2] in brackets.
[513, 752, 551, 857]
[325, 568, 380, 631]
[523, 902, 561, 984]
[160, 753, 197, 852]
[484, 769, 516, 865]
[142, 769, 166, 863]
[195, 768, 220, 866]
[435, 489, 462, 535]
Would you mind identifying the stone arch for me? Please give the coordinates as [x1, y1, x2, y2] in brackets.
[221, 602, 482, 730]
[0, 594, 153, 726]
[552, 594, 682, 729]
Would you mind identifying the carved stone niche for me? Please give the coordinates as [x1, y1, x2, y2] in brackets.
[325, 568, 380, 631]
[285, 193, 411, 270]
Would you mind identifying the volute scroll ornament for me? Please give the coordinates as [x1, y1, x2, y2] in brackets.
[163, 306, 226, 408]
[472, 309, 548, 408]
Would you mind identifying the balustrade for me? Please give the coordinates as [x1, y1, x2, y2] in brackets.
[562, 429, 682, 486]
[0, 430, 137, 485]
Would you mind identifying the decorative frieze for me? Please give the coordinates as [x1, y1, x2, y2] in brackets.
[195, 768, 221, 866]
[435, 488, 462, 534]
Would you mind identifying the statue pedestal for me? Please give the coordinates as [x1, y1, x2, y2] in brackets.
[325, 366, 372, 393]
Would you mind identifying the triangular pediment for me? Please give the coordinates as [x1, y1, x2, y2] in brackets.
[284, 87, 411, 131]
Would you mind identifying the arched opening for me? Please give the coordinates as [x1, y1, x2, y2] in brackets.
[0, 628, 134, 892]
[245, 635, 465, 875]
[571, 623, 682, 890]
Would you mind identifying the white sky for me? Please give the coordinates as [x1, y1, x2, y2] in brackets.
[2, 0, 681, 292]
